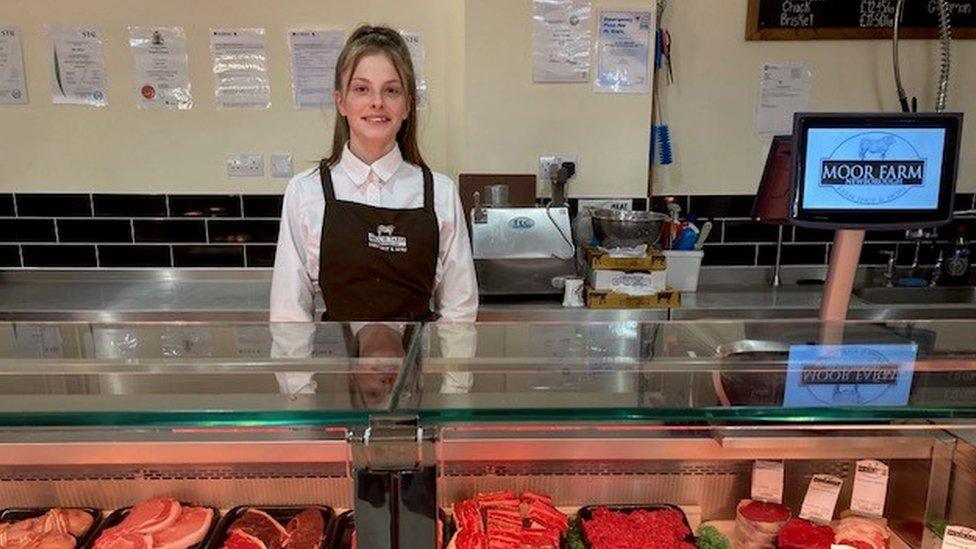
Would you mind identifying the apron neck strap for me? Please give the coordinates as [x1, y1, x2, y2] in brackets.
[319, 160, 337, 204]
[421, 166, 434, 213]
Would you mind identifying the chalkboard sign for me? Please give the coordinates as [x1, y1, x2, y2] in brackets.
[747, 0, 976, 40]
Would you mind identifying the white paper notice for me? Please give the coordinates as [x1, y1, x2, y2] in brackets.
[211, 28, 271, 109]
[399, 30, 427, 108]
[850, 459, 889, 518]
[757, 62, 812, 135]
[0, 27, 28, 104]
[752, 460, 785, 504]
[532, 0, 592, 83]
[595, 10, 653, 94]
[129, 27, 192, 109]
[800, 474, 844, 524]
[942, 526, 976, 549]
[288, 29, 343, 109]
[48, 25, 107, 106]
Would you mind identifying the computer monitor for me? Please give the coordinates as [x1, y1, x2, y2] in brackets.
[790, 112, 963, 230]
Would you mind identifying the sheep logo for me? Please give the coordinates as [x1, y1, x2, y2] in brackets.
[377, 224, 395, 237]
[859, 136, 896, 159]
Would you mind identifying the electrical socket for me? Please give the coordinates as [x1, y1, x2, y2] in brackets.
[227, 153, 264, 177]
[539, 154, 579, 182]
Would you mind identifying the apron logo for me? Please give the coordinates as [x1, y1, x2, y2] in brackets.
[367, 224, 408, 253]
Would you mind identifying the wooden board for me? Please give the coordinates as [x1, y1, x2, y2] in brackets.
[747, 0, 976, 40]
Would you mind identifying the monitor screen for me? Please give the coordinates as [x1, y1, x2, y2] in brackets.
[790, 113, 962, 230]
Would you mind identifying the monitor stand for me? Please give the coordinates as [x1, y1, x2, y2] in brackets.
[820, 229, 865, 343]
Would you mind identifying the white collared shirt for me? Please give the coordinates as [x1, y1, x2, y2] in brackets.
[270, 143, 479, 323]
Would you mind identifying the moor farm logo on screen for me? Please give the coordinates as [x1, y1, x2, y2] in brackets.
[819, 131, 926, 206]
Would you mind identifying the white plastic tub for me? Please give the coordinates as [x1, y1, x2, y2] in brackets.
[663, 250, 704, 292]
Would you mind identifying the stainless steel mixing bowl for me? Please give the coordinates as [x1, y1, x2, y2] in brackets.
[591, 209, 668, 248]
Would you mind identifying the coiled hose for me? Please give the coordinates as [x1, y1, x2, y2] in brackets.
[893, 0, 951, 113]
[935, 0, 952, 113]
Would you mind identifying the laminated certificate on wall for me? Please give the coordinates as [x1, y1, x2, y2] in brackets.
[129, 27, 192, 110]
[288, 29, 343, 109]
[47, 25, 108, 106]
[399, 30, 427, 108]
[0, 26, 28, 104]
[532, 0, 592, 83]
[594, 10, 653, 94]
[210, 28, 271, 109]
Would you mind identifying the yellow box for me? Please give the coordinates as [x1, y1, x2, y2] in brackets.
[584, 245, 666, 272]
[585, 287, 680, 309]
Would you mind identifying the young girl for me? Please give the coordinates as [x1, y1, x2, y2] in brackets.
[270, 25, 478, 331]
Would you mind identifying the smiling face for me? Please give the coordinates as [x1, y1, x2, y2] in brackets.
[335, 53, 409, 157]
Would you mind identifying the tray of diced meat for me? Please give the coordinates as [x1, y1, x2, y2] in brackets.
[576, 504, 696, 549]
[213, 506, 332, 549]
[833, 515, 891, 549]
[777, 519, 835, 549]
[450, 490, 568, 549]
[0, 507, 99, 549]
[90, 499, 216, 549]
[734, 499, 791, 549]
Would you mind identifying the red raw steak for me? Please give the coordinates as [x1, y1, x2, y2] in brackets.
[282, 509, 324, 549]
[224, 530, 267, 549]
[223, 510, 288, 549]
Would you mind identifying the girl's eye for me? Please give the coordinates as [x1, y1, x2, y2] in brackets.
[385, 88, 401, 95]
[354, 86, 368, 93]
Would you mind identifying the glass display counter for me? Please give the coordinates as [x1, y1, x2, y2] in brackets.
[0, 319, 974, 549]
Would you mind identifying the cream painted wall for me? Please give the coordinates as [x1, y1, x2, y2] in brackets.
[0, 0, 463, 193]
[463, 0, 655, 198]
[652, 0, 976, 195]
[1, 0, 973, 197]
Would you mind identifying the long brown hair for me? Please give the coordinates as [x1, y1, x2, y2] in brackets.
[323, 25, 426, 170]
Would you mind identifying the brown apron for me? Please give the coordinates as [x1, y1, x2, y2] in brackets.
[318, 160, 440, 323]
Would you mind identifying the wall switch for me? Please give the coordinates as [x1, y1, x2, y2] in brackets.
[539, 154, 579, 182]
[227, 154, 264, 177]
[270, 154, 293, 178]
[578, 198, 634, 213]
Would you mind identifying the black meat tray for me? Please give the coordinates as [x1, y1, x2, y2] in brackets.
[327, 510, 450, 549]
[325, 511, 354, 549]
[576, 504, 696, 547]
[0, 507, 102, 549]
[85, 503, 220, 549]
[210, 505, 335, 549]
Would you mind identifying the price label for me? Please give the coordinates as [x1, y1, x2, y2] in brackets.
[943, 526, 976, 549]
[799, 474, 843, 524]
[751, 460, 785, 504]
[850, 459, 889, 518]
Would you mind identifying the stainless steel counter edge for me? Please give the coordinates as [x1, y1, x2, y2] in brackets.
[1, 268, 976, 321]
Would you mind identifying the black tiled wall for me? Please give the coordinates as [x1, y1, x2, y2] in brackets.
[1, 192, 975, 268]
[0, 194, 282, 268]
[670, 193, 976, 268]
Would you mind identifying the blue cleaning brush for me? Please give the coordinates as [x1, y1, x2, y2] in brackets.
[657, 124, 673, 165]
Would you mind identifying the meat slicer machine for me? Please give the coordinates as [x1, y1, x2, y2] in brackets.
[469, 163, 578, 296]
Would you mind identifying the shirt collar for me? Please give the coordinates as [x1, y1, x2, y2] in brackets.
[339, 143, 403, 186]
